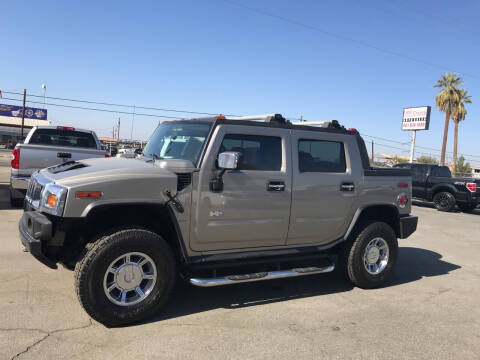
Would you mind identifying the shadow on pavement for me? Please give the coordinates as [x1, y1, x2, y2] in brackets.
[142, 247, 460, 325]
[412, 200, 480, 215]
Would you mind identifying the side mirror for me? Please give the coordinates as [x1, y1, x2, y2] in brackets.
[211, 152, 241, 192]
[218, 152, 241, 170]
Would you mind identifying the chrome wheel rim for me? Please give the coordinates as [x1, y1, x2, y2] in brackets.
[103, 252, 157, 306]
[363, 237, 389, 275]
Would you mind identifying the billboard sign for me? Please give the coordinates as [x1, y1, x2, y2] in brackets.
[402, 106, 430, 131]
[0, 103, 47, 120]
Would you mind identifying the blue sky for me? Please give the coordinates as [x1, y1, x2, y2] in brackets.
[2, 0, 479, 165]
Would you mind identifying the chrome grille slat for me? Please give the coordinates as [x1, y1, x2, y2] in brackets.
[25, 173, 51, 209]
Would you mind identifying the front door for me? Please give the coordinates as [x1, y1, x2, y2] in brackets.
[190, 125, 292, 252]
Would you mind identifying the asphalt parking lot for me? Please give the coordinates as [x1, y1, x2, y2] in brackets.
[0, 150, 479, 360]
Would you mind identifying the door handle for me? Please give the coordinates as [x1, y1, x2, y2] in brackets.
[267, 181, 285, 191]
[340, 183, 355, 191]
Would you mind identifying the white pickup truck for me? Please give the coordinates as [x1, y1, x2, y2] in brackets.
[10, 126, 107, 206]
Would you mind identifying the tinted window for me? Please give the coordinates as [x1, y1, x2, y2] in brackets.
[432, 166, 451, 177]
[219, 134, 282, 171]
[411, 165, 425, 179]
[29, 129, 97, 148]
[298, 139, 346, 173]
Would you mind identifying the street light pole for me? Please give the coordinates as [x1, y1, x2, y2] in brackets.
[20, 89, 26, 139]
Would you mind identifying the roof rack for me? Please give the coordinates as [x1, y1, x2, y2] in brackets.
[227, 113, 287, 124]
[296, 120, 343, 129]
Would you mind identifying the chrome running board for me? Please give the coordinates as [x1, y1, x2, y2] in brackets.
[189, 264, 335, 287]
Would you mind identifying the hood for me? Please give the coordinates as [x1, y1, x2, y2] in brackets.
[39, 157, 177, 186]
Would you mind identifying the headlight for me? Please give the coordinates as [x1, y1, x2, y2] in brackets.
[40, 183, 67, 216]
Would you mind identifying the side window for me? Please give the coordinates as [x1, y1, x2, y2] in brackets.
[298, 139, 346, 173]
[432, 166, 451, 177]
[411, 165, 423, 179]
[219, 134, 282, 171]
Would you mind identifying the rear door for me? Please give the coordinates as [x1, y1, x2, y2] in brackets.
[287, 131, 357, 245]
[190, 124, 292, 251]
[411, 164, 428, 199]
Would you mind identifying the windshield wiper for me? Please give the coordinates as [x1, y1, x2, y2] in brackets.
[145, 153, 163, 163]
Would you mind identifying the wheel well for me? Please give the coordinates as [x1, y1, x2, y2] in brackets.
[348, 205, 400, 240]
[83, 204, 185, 263]
[432, 187, 455, 198]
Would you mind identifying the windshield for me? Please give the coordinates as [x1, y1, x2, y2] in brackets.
[143, 122, 212, 164]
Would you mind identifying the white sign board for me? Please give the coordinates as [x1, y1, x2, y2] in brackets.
[402, 106, 431, 131]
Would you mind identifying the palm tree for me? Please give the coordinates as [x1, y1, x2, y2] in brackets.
[451, 89, 472, 176]
[434, 73, 463, 165]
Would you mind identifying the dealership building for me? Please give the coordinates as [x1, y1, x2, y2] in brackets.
[0, 103, 50, 147]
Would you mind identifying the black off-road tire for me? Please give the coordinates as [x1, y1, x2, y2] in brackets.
[74, 229, 176, 327]
[458, 202, 477, 213]
[433, 191, 456, 212]
[342, 222, 398, 289]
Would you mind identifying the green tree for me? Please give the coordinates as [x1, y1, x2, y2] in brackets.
[451, 89, 472, 176]
[393, 156, 409, 164]
[434, 73, 463, 165]
[416, 155, 438, 164]
[455, 156, 472, 177]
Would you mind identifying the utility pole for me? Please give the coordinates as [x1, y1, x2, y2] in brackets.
[300, 115, 303, 122]
[131, 105, 135, 141]
[371, 140, 374, 164]
[20, 89, 26, 138]
[409, 130, 416, 163]
[117, 118, 121, 141]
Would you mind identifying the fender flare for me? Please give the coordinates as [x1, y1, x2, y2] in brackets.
[429, 183, 458, 200]
[344, 203, 400, 240]
[82, 201, 190, 264]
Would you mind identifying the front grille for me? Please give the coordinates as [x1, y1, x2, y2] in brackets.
[176, 173, 192, 191]
[27, 177, 44, 202]
[25, 174, 51, 209]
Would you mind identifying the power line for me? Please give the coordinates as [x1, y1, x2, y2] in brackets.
[3, 89, 479, 161]
[360, 132, 480, 159]
[222, 0, 479, 79]
[2, 90, 238, 117]
[0, 96, 182, 120]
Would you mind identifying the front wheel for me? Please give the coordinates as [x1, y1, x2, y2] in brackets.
[342, 222, 398, 289]
[75, 229, 176, 327]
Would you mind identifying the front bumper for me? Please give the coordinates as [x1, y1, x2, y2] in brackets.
[19, 211, 58, 269]
[399, 215, 418, 239]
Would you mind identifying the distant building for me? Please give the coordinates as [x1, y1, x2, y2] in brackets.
[0, 103, 49, 147]
[471, 166, 480, 179]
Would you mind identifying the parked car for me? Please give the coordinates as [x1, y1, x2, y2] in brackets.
[10, 126, 108, 206]
[394, 163, 479, 212]
[19, 114, 417, 326]
[116, 145, 135, 158]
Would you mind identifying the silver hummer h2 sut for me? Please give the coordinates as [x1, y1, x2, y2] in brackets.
[19, 114, 418, 326]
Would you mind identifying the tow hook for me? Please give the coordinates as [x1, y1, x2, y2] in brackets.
[164, 190, 184, 213]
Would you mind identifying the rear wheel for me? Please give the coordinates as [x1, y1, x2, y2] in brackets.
[433, 191, 456, 212]
[458, 202, 477, 213]
[75, 228, 176, 327]
[342, 222, 398, 289]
